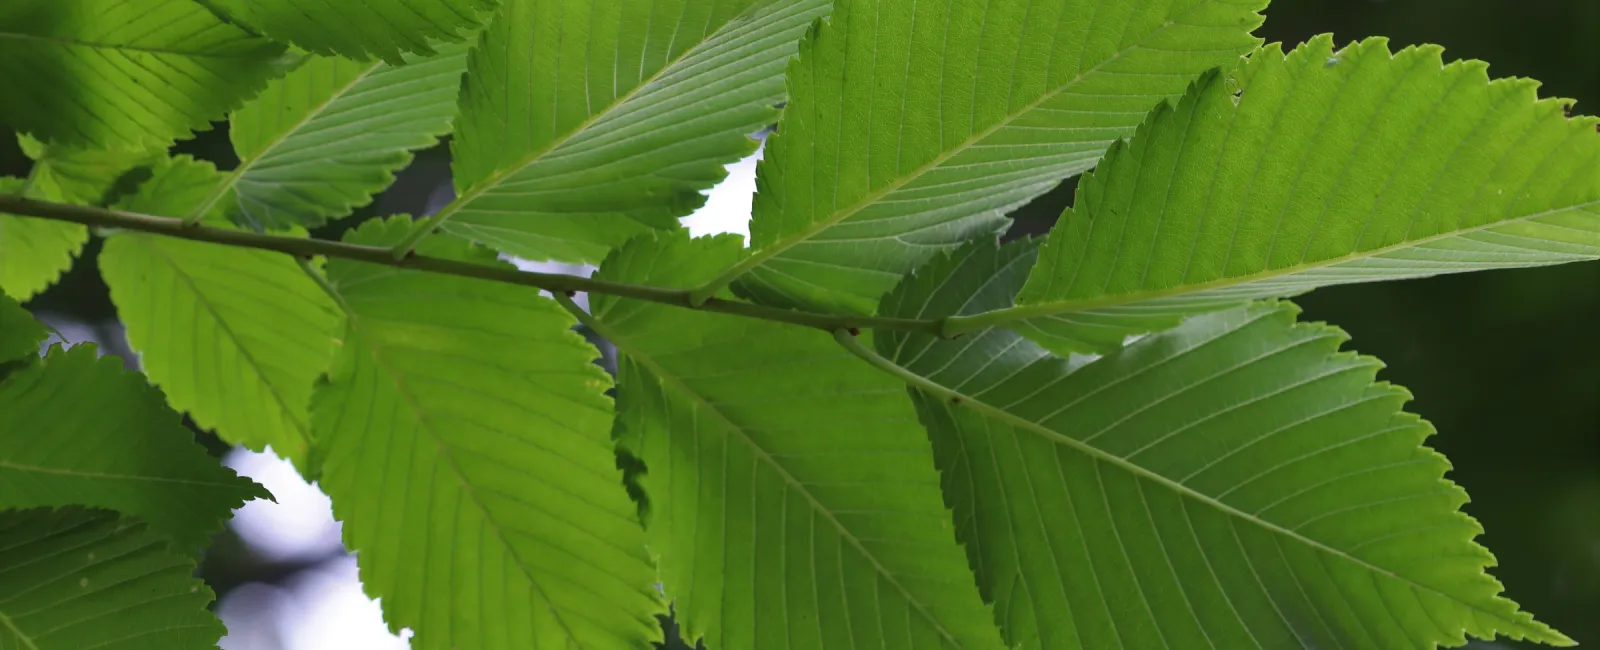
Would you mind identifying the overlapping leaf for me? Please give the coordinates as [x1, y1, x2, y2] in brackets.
[0, 140, 154, 299]
[16, 135, 157, 206]
[436, 0, 829, 263]
[595, 232, 1003, 650]
[0, 508, 225, 649]
[871, 239, 1569, 649]
[717, 0, 1268, 314]
[101, 157, 340, 470]
[0, 343, 268, 551]
[216, 45, 469, 230]
[201, 0, 494, 63]
[1013, 36, 1600, 355]
[313, 217, 659, 649]
[0, 0, 294, 150]
[0, 176, 80, 301]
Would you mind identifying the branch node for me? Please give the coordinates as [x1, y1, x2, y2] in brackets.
[847, 327, 861, 337]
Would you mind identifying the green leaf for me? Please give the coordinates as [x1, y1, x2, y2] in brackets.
[593, 231, 1004, 650]
[0, 292, 46, 365]
[18, 134, 158, 206]
[0, 176, 82, 301]
[0, 0, 295, 150]
[101, 156, 341, 471]
[720, 0, 1268, 314]
[1013, 37, 1600, 355]
[0, 139, 159, 300]
[0, 344, 269, 551]
[872, 239, 1571, 649]
[437, 0, 829, 263]
[313, 216, 660, 649]
[216, 45, 469, 230]
[0, 508, 226, 649]
[201, 0, 494, 63]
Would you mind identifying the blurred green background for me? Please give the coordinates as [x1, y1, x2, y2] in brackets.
[3, 1, 1595, 648]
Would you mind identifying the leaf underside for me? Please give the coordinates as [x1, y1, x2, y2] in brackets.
[225, 44, 469, 230]
[595, 231, 1004, 650]
[876, 239, 1571, 649]
[0, 0, 293, 150]
[0, 344, 268, 552]
[313, 217, 660, 650]
[0, 508, 225, 649]
[735, 0, 1268, 314]
[0, 176, 84, 301]
[441, 0, 828, 263]
[201, 0, 494, 63]
[101, 157, 341, 470]
[0, 140, 153, 300]
[1016, 36, 1600, 356]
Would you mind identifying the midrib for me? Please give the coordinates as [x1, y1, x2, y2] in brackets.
[0, 30, 267, 59]
[347, 328, 593, 648]
[722, 2, 1240, 282]
[1013, 199, 1600, 318]
[0, 460, 249, 488]
[882, 314, 1548, 632]
[580, 309, 973, 648]
[136, 237, 313, 452]
[428, 9, 754, 230]
[186, 61, 382, 222]
[0, 611, 40, 650]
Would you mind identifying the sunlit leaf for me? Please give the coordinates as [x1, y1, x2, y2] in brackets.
[439, 0, 828, 263]
[0, 139, 157, 299]
[729, 0, 1268, 313]
[1014, 37, 1600, 355]
[874, 239, 1572, 649]
[313, 216, 661, 649]
[102, 157, 340, 470]
[596, 231, 1004, 650]
[220, 45, 469, 230]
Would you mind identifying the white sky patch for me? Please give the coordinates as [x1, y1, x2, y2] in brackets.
[225, 449, 343, 563]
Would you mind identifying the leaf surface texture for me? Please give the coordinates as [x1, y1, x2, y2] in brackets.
[875, 239, 1571, 649]
[734, 0, 1267, 313]
[312, 217, 660, 649]
[0, 508, 226, 649]
[101, 157, 341, 470]
[0, 0, 292, 150]
[1017, 37, 1600, 355]
[0, 141, 153, 299]
[221, 45, 469, 229]
[594, 231, 1003, 650]
[201, 0, 493, 63]
[441, 0, 829, 263]
[0, 345, 267, 551]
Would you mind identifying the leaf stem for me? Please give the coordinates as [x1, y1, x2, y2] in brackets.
[832, 328, 968, 404]
[388, 205, 453, 259]
[0, 194, 946, 336]
[939, 304, 1057, 337]
[294, 257, 354, 317]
